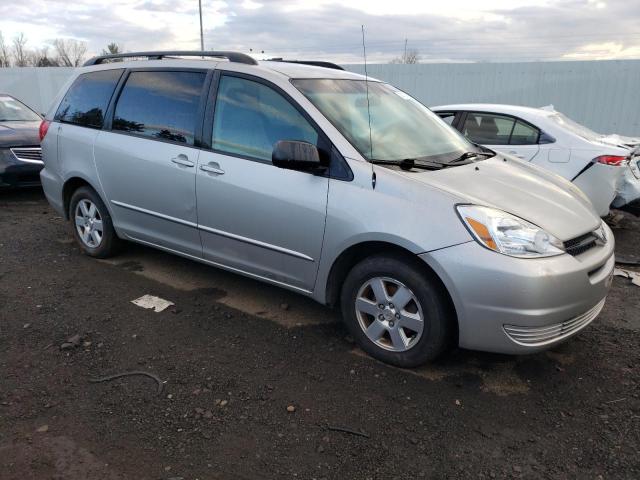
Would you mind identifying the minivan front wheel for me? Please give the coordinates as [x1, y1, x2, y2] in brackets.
[341, 255, 453, 367]
[69, 186, 120, 258]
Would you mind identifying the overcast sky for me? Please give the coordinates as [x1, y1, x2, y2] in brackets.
[1, 0, 639, 63]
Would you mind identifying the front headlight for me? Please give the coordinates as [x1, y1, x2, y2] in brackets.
[456, 205, 565, 258]
[593, 220, 608, 245]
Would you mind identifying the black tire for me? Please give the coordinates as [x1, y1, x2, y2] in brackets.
[69, 186, 120, 258]
[340, 254, 453, 367]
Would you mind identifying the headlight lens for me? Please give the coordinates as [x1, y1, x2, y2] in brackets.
[457, 205, 565, 258]
[593, 220, 608, 245]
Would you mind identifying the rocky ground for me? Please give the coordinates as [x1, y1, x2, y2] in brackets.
[1, 188, 639, 479]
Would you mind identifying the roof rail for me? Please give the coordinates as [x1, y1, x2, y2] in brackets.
[83, 51, 258, 67]
[266, 58, 344, 71]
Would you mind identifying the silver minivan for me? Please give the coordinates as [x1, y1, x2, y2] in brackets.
[40, 51, 614, 367]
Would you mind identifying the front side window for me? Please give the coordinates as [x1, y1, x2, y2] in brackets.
[462, 113, 514, 145]
[0, 96, 40, 121]
[55, 69, 123, 129]
[292, 79, 472, 163]
[212, 75, 318, 162]
[113, 70, 206, 145]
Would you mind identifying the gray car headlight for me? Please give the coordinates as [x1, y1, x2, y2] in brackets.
[457, 205, 565, 258]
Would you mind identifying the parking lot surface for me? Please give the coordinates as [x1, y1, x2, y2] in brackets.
[1, 188, 639, 479]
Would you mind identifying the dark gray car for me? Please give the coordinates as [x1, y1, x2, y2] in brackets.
[0, 94, 43, 188]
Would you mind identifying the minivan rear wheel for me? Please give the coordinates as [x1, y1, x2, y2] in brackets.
[340, 254, 453, 367]
[69, 186, 120, 258]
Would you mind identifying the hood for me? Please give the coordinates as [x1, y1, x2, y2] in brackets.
[401, 156, 600, 241]
[0, 121, 41, 147]
[597, 134, 640, 151]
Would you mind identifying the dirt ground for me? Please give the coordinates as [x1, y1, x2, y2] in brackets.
[1, 188, 639, 480]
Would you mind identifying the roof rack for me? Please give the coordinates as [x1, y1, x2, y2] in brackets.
[266, 58, 344, 71]
[83, 51, 258, 67]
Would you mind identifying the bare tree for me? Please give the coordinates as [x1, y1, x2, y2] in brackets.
[53, 38, 87, 66]
[0, 31, 11, 67]
[101, 42, 121, 55]
[12, 33, 29, 67]
[33, 47, 59, 67]
[390, 49, 420, 64]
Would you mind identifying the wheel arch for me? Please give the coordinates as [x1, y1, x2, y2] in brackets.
[62, 176, 98, 219]
[324, 240, 459, 345]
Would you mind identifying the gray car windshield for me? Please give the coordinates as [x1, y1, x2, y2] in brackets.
[292, 79, 473, 163]
[0, 96, 40, 121]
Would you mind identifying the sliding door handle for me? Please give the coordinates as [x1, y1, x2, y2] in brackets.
[171, 154, 194, 167]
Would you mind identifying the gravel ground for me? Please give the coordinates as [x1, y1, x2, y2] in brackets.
[1, 188, 639, 480]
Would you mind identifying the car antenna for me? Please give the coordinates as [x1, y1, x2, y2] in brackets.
[361, 25, 376, 190]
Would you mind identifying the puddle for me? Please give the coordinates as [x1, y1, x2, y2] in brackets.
[350, 348, 530, 396]
[99, 247, 339, 328]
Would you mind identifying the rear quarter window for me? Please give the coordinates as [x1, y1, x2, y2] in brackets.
[55, 69, 123, 129]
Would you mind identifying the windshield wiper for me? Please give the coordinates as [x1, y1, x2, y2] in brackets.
[369, 158, 445, 170]
[449, 150, 495, 164]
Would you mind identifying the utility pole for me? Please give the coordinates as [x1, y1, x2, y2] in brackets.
[199, 0, 204, 51]
[404, 38, 408, 63]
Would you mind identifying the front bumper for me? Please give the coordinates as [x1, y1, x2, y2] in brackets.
[0, 148, 43, 187]
[420, 224, 615, 354]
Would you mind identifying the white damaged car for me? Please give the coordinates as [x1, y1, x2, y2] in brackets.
[432, 104, 640, 217]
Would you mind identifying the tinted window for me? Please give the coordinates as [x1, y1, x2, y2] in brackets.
[55, 69, 123, 128]
[113, 71, 206, 145]
[462, 113, 514, 145]
[213, 75, 318, 162]
[510, 120, 539, 145]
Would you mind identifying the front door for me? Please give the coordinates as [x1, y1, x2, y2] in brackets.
[196, 73, 329, 292]
[94, 69, 208, 257]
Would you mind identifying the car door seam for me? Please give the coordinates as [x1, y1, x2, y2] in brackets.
[111, 199, 314, 262]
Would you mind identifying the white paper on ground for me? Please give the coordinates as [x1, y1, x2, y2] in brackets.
[613, 268, 640, 287]
[131, 294, 175, 312]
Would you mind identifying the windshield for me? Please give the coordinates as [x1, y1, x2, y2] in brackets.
[292, 79, 474, 163]
[548, 112, 601, 141]
[0, 96, 41, 122]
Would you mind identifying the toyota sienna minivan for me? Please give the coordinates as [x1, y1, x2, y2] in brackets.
[39, 51, 615, 367]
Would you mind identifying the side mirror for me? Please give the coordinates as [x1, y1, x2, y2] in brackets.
[272, 140, 326, 172]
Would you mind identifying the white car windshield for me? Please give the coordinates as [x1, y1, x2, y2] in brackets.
[0, 96, 40, 122]
[292, 79, 474, 164]
[549, 112, 602, 141]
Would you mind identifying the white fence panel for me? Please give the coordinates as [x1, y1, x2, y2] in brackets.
[1, 60, 639, 136]
[344, 60, 640, 136]
[0, 67, 75, 114]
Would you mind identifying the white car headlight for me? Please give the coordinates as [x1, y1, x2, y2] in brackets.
[457, 205, 565, 258]
[593, 220, 608, 245]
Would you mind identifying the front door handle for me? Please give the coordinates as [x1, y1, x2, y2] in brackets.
[200, 162, 225, 175]
[171, 154, 194, 167]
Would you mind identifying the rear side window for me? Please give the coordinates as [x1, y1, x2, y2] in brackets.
[462, 113, 514, 145]
[212, 75, 318, 162]
[55, 69, 123, 129]
[510, 120, 540, 145]
[112, 70, 206, 145]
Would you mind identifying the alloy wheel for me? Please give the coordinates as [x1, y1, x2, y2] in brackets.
[355, 276, 425, 352]
[74, 199, 104, 248]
